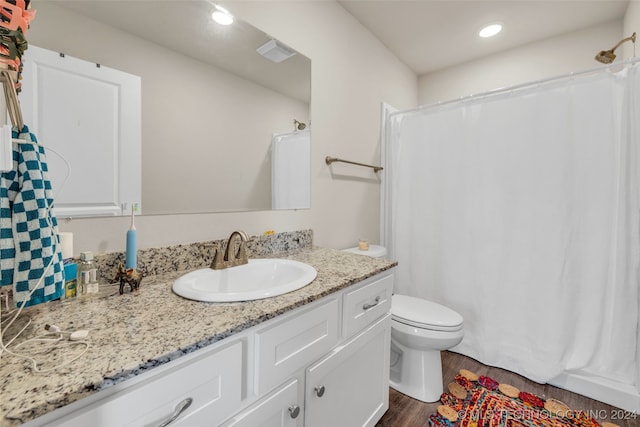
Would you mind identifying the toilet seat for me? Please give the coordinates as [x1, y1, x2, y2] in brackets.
[392, 294, 463, 332]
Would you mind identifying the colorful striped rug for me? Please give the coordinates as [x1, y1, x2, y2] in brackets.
[427, 369, 620, 427]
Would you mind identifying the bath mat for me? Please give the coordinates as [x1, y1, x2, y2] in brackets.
[427, 370, 618, 427]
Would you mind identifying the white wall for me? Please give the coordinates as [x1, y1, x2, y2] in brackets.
[227, 1, 418, 250]
[418, 20, 623, 105]
[27, 1, 417, 255]
[624, 1, 640, 60]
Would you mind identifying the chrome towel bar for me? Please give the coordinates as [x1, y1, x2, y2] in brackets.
[325, 156, 383, 173]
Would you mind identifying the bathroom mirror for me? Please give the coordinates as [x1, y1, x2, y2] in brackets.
[26, 1, 311, 216]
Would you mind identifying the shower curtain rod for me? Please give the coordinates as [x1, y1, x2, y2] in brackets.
[325, 156, 383, 172]
[390, 56, 640, 120]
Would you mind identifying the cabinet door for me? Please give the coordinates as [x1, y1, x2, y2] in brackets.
[305, 315, 391, 427]
[221, 379, 302, 427]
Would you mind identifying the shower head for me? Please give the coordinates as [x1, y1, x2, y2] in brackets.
[595, 49, 617, 64]
[294, 119, 306, 131]
[595, 32, 636, 64]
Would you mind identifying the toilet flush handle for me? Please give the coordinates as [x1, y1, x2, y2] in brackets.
[363, 296, 381, 311]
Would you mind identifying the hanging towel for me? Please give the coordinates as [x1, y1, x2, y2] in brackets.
[0, 125, 64, 307]
[271, 130, 311, 210]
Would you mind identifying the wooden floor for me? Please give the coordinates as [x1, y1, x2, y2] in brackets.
[375, 351, 639, 427]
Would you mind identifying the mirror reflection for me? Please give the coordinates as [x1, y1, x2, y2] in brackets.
[25, 1, 311, 216]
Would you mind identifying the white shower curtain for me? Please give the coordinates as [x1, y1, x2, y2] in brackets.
[386, 65, 640, 388]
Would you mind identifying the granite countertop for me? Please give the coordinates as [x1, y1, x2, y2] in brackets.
[0, 247, 397, 426]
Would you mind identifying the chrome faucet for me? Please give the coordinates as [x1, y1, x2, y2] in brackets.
[210, 230, 250, 270]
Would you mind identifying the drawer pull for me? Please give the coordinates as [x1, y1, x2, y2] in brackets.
[158, 397, 193, 427]
[288, 405, 301, 419]
[363, 296, 381, 311]
[314, 385, 325, 397]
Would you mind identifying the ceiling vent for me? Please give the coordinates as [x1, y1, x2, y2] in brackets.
[256, 39, 297, 63]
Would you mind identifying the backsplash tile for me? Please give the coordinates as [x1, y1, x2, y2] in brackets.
[94, 229, 313, 284]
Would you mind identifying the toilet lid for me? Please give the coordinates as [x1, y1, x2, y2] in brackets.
[392, 294, 463, 331]
[342, 245, 387, 258]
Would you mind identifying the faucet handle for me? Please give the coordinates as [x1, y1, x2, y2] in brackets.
[236, 240, 247, 261]
[205, 244, 225, 269]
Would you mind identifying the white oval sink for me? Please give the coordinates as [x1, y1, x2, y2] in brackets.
[172, 259, 317, 302]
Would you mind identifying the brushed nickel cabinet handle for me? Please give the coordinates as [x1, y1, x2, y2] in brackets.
[288, 405, 300, 419]
[363, 296, 381, 310]
[158, 398, 193, 427]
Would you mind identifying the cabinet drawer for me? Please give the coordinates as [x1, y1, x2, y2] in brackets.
[342, 272, 393, 338]
[52, 341, 243, 427]
[255, 297, 339, 394]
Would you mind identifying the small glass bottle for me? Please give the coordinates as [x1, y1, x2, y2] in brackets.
[78, 251, 99, 295]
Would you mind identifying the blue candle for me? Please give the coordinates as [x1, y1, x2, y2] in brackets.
[126, 209, 137, 269]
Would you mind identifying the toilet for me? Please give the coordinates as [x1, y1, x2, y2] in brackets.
[390, 294, 464, 402]
[343, 245, 465, 403]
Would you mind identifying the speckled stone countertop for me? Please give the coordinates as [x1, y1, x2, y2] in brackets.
[0, 246, 396, 426]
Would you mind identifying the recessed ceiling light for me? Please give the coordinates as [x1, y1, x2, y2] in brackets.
[479, 23, 503, 38]
[212, 5, 233, 25]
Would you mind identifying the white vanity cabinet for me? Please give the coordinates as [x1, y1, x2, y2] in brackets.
[30, 269, 394, 427]
[224, 270, 393, 427]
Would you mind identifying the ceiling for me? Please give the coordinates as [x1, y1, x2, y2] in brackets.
[49, 0, 630, 92]
[338, 0, 630, 75]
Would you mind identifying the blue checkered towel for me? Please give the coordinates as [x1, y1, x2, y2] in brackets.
[0, 126, 64, 307]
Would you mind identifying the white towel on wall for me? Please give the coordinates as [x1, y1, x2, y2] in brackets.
[271, 130, 310, 210]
